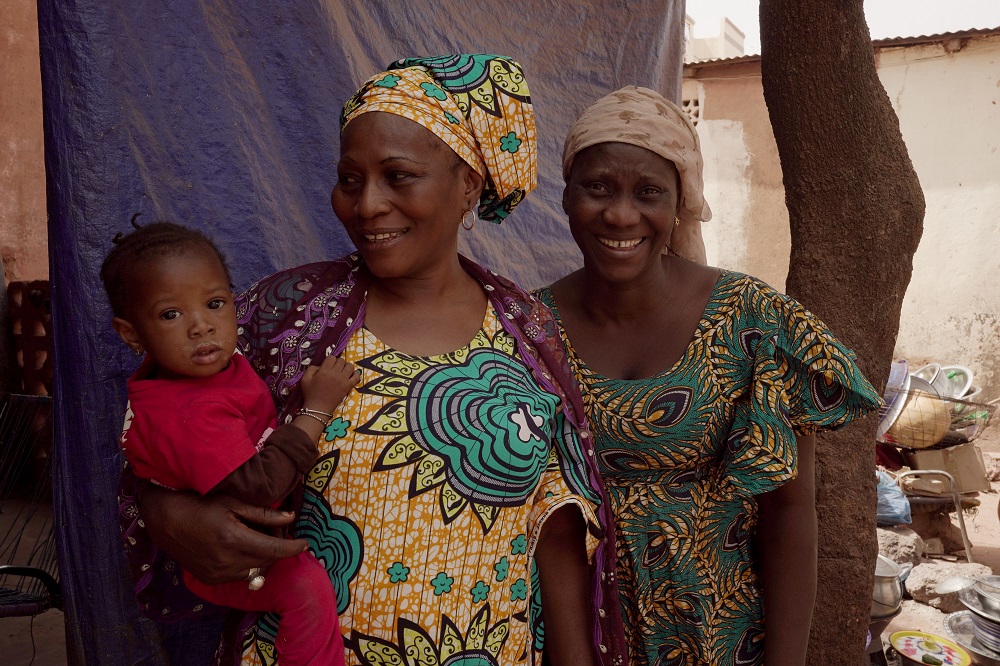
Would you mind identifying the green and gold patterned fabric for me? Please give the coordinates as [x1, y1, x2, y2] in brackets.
[537, 271, 881, 666]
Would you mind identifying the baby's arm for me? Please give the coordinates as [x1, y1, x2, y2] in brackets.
[211, 425, 317, 505]
[211, 355, 358, 506]
[290, 354, 360, 441]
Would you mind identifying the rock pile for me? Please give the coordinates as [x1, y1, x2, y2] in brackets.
[876, 523, 992, 636]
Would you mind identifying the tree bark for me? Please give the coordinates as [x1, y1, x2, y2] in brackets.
[759, 1, 925, 663]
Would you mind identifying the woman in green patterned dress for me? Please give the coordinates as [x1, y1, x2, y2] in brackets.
[535, 86, 882, 666]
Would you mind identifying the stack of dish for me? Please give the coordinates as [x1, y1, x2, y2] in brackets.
[973, 577, 1000, 615]
[912, 363, 974, 403]
[946, 611, 1000, 666]
[879, 360, 952, 449]
[959, 582, 1000, 654]
[879, 361, 994, 448]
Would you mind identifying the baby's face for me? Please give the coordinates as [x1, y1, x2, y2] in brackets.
[119, 248, 238, 380]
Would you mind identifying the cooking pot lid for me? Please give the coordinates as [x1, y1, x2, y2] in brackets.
[889, 631, 971, 665]
[876, 554, 902, 577]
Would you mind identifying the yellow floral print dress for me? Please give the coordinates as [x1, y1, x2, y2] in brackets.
[238, 304, 599, 666]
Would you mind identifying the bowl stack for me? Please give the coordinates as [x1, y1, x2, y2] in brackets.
[879, 361, 995, 450]
[959, 579, 1000, 653]
[886, 376, 952, 449]
[877, 360, 996, 497]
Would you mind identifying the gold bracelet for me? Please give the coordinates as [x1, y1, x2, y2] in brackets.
[295, 409, 332, 427]
[299, 407, 335, 419]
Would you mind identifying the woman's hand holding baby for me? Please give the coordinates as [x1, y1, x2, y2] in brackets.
[141, 484, 306, 585]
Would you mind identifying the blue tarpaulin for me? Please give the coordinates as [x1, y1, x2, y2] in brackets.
[37, 2, 684, 662]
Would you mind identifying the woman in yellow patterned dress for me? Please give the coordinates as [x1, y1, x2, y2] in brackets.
[535, 86, 883, 666]
[120, 55, 627, 666]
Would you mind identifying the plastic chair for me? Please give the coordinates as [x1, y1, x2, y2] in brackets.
[895, 469, 974, 563]
[0, 393, 61, 617]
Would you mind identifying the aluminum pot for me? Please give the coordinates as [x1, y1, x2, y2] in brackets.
[872, 554, 912, 618]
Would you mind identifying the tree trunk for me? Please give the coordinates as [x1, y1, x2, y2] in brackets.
[759, 1, 925, 663]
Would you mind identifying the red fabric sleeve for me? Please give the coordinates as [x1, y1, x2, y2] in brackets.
[127, 399, 263, 495]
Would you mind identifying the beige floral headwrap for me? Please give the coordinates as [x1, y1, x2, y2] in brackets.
[562, 86, 711, 264]
[341, 54, 536, 223]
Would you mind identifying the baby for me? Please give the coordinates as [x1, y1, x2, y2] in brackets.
[103, 221, 354, 666]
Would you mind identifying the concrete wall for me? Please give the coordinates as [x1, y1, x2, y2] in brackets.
[683, 62, 791, 292]
[1, 0, 47, 284]
[877, 37, 1000, 394]
[684, 31, 1000, 397]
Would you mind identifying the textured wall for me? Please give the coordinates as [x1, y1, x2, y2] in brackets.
[878, 38, 1000, 394]
[684, 68, 791, 291]
[0, 0, 47, 283]
[686, 32, 1000, 399]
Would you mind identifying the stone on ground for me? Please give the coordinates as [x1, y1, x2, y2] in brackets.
[905, 559, 992, 613]
[877, 525, 924, 566]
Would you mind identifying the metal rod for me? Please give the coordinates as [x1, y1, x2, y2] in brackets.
[896, 469, 974, 563]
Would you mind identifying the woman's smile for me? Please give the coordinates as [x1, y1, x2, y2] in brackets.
[596, 236, 646, 251]
[563, 142, 681, 286]
[332, 112, 480, 280]
[362, 229, 408, 243]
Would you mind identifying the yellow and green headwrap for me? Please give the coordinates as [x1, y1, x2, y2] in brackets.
[340, 54, 536, 223]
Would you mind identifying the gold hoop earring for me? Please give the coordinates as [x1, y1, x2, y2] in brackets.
[662, 218, 681, 256]
[462, 208, 477, 231]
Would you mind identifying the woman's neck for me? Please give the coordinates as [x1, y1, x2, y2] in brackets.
[576, 257, 681, 324]
[362, 256, 488, 357]
[366, 255, 476, 307]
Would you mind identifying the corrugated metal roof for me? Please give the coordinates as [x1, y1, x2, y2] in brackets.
[684, 53, 760, 66]
[684, 26, 1000, 66]
[872, 26, 1000, 47]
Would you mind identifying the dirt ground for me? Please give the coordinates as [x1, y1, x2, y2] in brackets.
[4, 435, 1000, 665]
[0, 494, 65, 665]
[1, 609, 65, 665]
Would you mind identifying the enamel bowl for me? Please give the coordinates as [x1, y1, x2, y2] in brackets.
[889, 630, 972, 666]
[939, 365, 974, 400]
[886, 376, 951, 449]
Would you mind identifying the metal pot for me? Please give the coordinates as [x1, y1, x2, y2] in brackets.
[872, 554, 912, 618]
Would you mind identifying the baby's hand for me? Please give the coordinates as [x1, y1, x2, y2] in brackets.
[300, 355, 360, 414]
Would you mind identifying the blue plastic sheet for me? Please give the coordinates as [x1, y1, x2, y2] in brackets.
[876, 470, 912, 526]
[38, 2, 685, 662]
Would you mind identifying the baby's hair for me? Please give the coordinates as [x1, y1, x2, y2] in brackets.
[100, 216, 233, 318]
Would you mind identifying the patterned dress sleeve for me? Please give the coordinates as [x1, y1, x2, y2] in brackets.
[119, 464, 222, 620]
[236, 256, 363, 411]
[721, 278, 883, 496]
[527, 413, 601, 564]
[525, 413, 603, 662]
[771, 290, 883, 433]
